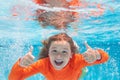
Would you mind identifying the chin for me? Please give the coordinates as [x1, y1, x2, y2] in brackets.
[55, 67, 63, 70]
[54, 65, 64, 70]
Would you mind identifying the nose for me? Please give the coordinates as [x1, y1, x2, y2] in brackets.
[56, 53, 62, 58]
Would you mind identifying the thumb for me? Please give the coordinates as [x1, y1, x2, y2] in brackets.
[28, 46, 33, 54]
[26, 46, 35, 59]
[84, 41, 92, 50]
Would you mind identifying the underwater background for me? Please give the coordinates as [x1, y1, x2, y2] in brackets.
[0, 0, 120, 80]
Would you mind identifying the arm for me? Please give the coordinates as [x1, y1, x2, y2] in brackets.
[85, 49, 109, 66]
[81, 42, 109, 66]
[8, 59, 46, 80]
[8, 46, 46, 80]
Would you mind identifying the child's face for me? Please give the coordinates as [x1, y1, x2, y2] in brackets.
[49, 41, 72, 70]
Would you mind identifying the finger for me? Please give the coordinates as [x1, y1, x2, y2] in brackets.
[29, 46, 33, 52]
[95, 50, 101, 60]
[20, 56, 34, 66]
[84, 41, 92, 50]
[27, 46, 34, 55]
[25, 58, 34, 65]
[25, 52, 35, 60]
[25, 46, 35, 59]
[82, 53, 89, 60]
[22, 60, 33, 67]
[27, 54, 35, 60]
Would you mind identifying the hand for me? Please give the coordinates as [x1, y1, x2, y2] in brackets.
[20, 46, 35, 67]
[82, 41, 101, 63]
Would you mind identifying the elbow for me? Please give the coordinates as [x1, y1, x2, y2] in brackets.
[8, 73, 16, 80]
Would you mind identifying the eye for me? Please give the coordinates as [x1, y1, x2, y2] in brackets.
[52, 50, 57, 53]
[62, 50, 68, 54]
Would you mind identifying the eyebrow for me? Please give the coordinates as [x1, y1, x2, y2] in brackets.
[63, 48, 69, 50]
[51, 47, 57, 49]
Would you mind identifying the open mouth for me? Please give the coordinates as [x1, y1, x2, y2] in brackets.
[54, 60, 63, 66]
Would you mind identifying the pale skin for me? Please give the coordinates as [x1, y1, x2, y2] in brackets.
[48, 41, 72, 70]
[20, 41, 101, 69]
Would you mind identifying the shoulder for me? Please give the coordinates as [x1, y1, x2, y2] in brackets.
[73, 53, 82, 59]
[69, 53, 85, 68]
[37, 57, 49, 63]
[34, 57, 50, 70]
[71, 53, 84, 63]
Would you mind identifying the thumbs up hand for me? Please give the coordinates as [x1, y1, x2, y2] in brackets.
[20, 46, 35, 67]
[82, 41, 101, 63]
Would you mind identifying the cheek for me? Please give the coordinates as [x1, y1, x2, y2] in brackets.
[48, 53, 52, 59]
[49, 54, 54, 63]
[48, 53, 55, 60]
[64, 54, 72, 60]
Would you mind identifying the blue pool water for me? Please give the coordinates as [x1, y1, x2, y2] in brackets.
[0, 0, 120, 80]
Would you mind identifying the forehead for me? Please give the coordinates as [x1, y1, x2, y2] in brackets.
[50, 41, 70, 47]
